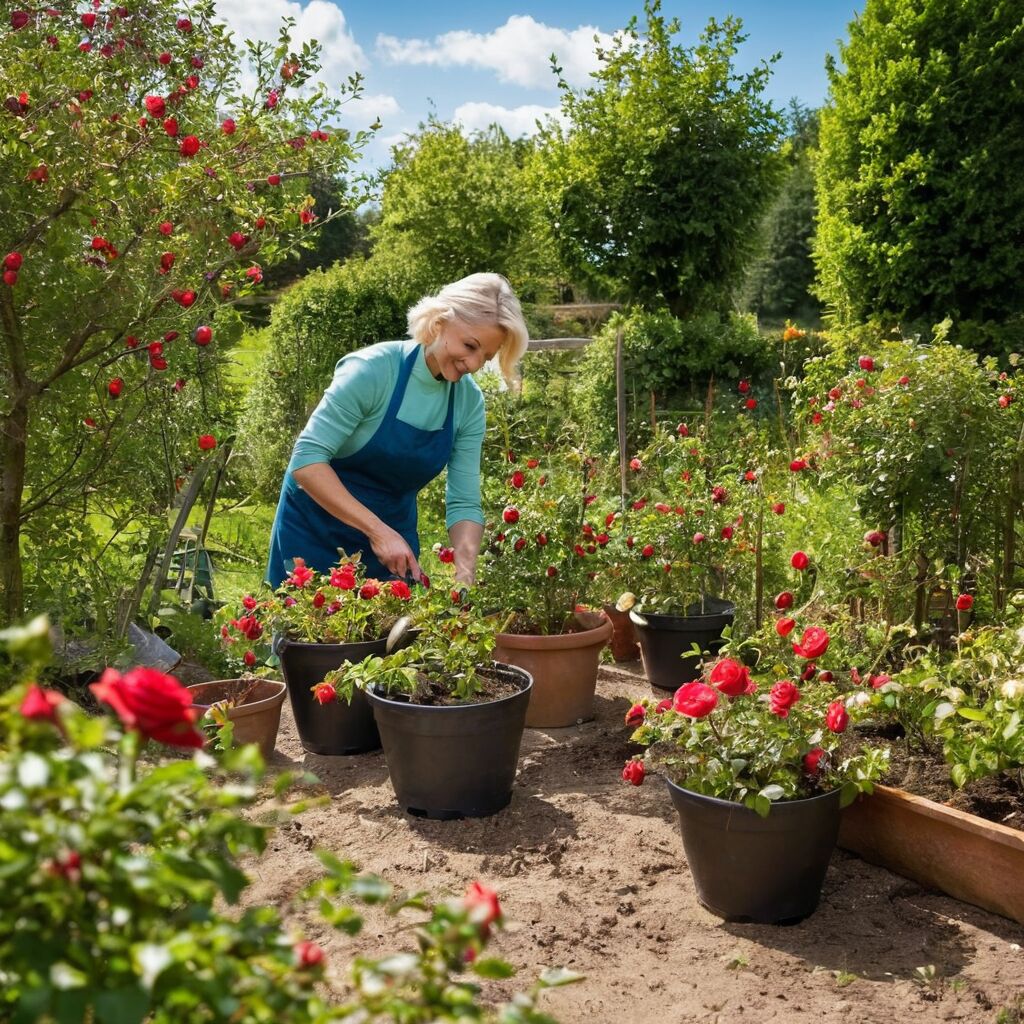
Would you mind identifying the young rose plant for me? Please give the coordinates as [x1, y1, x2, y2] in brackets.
[0, 618, 578, 1022]
[622, 621, 889, 815]
[218, 556, 417, 670]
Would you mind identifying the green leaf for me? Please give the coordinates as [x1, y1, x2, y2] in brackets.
[473, 958, 517, 979]
[956, 707, 988, 722]
[94, 986, 150, 1024]
[950, 763, 969, 788]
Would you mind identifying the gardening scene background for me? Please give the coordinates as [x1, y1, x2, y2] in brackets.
[3, 0, 1024, 1021]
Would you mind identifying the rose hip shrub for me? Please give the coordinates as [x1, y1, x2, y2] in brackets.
[622, 619, 889, 814]
[0, 619, 577, 1022]
[218, 556, 417, 673]
[797, 334, 1024, 619]
[0, 0, 371, 626]
[478, 451, 600, 634]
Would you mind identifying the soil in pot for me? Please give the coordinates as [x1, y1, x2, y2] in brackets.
[667, 779, 842, 924]
[277, 635, 387, 756]
[367, 663, 532, 820]
[188, 677, 286, 760]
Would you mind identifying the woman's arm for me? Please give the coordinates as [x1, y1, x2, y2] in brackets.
[448, 518, 484, 585]
[291, 463, 423, 581]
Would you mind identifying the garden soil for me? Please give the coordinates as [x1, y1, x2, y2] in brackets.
[243, 661, 1024, 1023]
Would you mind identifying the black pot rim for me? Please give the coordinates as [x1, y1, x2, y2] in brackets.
[664, 776, 842, 812]
[631, 604, 736, 626]
[274, 633, 387, 651]
[367, 661, 532, 712]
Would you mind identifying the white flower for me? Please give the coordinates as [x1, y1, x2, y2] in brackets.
[934, 702, 957, 721]
[1001, 680, 1024, 700]
[941, 686, 966, 703]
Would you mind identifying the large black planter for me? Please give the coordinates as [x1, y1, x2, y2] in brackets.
[276, 636, 387, 756]
[630, 598, 735, 691]
[366, 663, 532, 820]
[667, 779, 842, 924]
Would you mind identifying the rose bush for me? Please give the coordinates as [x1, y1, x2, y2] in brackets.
[622, 618, 889, 814]
[0, 618, 578, 1021]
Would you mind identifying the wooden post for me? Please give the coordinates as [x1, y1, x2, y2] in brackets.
[616, 327, 627, 505]
[649, 389, 657, 433]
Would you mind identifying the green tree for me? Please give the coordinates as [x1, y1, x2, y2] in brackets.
[0, 0, 370, 623]
[813, 0, 1024, 334]
[370, 120, 561, 301]
[537, 1, 786, 317]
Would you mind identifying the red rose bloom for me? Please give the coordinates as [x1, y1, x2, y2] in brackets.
[629, 457, 642, 471]
[390, 580, 411, 600]
[955, 593, 974, 611]
[774, 591, 794, 610]
[775, 617, 796, 637]
[179, 135, 201, 157]
[510, 470, 525, 488]
[803, 748, 826, 775]
[624, 703, 645, 727]
[197, 434, 217, 451]
[143, 94, 165, 117]
[329, 566, 356, 589]
[621, 759, 645, 786]
[313, 682, 336, 705]
[502, 506, 519, 524]
[294, 940, 324, 967]
[90, 667, 203, 747]
[673, 681, 718, 718]
[772, 502, 786, 515]
[768, 680, 801, 718]
[709, 657, 752, 697]
[858, 355, 875, 371]
[789, 458, 807, 472]
[20, 684, 65, 723]
[464, 880, 502, 927]
[826, 700, 849, 733]
[792, 626, 830, 660]
[790, 550, 809, 570]
[359, 581, 381, 600]
[655, 698, 672, 714]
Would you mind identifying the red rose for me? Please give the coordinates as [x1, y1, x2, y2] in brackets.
[692, 532, 705, 544]
[864, 529, 886, 547]
[359, 581, 380, 600]
[313, 682, 336, 705]
[514, 538, 527, 552]
[792, 626, 829, 660]
[870, 673, 891, 689]
[176, 16, 193, 31]
[654, 502, 671, 513]
[179, 135, 200, 157]
[197, 434, 216, 451]
[672, 681, 718, 718]
[803, 748, 826, 775]
[4, 252, 23, 272]
[640, 544, 654, 558]
[768, 680, 801, 718]
[20, 684, 65, 723]
[629, 457, 642, 471]
[631, 499, 647, 510]
[720, 526, 734, 540]
[624, 703, 645, 726]
[464, 881, 502, 926]
[329, 566, 356, 588]
[774, 591, 794, 610]
[81, 11, 96, 28]
[243, 650, 257, 668]
[162, 117, 178, 137]
[242, 594, 258, 610]
[176, 289, 196, 307]
[502, 506, 519, 524]
[107, 378, 123, 398]
[898, 375, 910, 385]
[955, 593, 973, 611]
[826, 700, 849, 733]
[294, 940, 324, 967]
[738, 379, 750, 394]
[143, 95, 166, 117]
[772, 502, 785, 515]
[775, 617, 795, 637]
[90, 667, 203, 747]
[621, 759, 645, 786]
[818, 670, 834, 682]
[10, 11, 30, 30]
[267, 173, 282, 186]
[789, 458, 807, 472]
[709, 658, 751, 697]
[221, 118, 236, 134]
[390, 580, 411, 600]
[858, 355, 875, 371]
[745, 398, 757, 410]
[790, 550, 809, 570]
[535, 533, 547, 546]
[545, 565, 557, 578]
[312, 591, 325, 608]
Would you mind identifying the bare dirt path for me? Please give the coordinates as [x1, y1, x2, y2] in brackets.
[245, 662, 1024, 1023]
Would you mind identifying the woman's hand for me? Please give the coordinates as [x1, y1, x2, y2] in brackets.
[369, 523, 423, 581]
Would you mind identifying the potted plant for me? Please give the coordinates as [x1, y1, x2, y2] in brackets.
[622, 622, 889, 923]
[218, 556, 416, 756]
[187, 675, 287, 760]
[317, 592, 532, 819]
[610, 428, 754, 690]
[480, 454, 612, 728]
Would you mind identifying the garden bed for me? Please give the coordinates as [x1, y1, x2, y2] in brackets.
[243, 661, 1024, 1022]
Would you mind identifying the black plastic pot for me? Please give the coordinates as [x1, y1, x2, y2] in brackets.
[667, 779, 842, 924]
[629, 598, 735, 691]
[276, 636, 387, 756]
[366, 663, 532, 820]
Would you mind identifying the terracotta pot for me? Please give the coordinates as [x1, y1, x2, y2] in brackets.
[839, 784, 1024, 925]
[493, 616, 612, 728]
[602, 603, 640, 662]
[188, 678, 286, 760]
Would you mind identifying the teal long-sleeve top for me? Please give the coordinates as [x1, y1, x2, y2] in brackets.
[287, 339, 486, 529]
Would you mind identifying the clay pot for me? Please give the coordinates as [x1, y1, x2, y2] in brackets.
[602, 603, 640, 662]
[840, 784, 1024, 925]
[493, 615, 612, 728]
[187, 678, 286, 760]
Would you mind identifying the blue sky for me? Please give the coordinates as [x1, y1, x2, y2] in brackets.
[215, 1, 862, 170]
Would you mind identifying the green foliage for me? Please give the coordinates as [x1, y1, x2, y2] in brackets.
[813, 0, 1024, 333]
[233, 257, 408, 500]
[538, 2, 785, 315]
[572, 307, 768, 450]
[371, 120, 561, 302]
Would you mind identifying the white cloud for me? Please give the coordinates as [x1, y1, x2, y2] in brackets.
[343, 91, 401, 120]
[376, 15, 612, 90]
[452, 101, 564, 138]
[215, 0, 366, 96]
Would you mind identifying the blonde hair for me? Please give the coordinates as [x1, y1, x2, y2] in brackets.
[407, 273, 529, 388]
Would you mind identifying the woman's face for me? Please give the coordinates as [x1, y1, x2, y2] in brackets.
[425, 319, 506, 383]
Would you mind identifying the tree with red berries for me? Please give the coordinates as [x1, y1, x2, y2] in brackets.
[0, 0, 371, 623]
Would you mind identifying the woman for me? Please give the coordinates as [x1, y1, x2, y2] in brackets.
[266, 273, 529, 589]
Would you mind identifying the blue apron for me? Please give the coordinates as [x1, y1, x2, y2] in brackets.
[266, 345, 456, 586]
